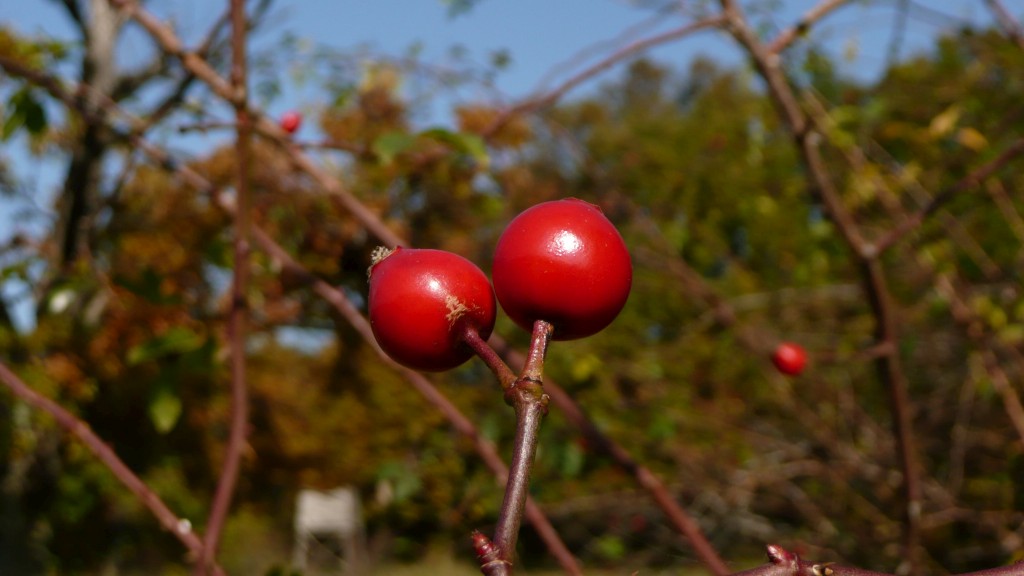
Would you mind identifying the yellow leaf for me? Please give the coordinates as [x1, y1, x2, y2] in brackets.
[956, 127, 988, 151]
[928, 105, 960, 138]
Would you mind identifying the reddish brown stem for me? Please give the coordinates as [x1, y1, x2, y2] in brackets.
[196, 1, 251, 573]
[519, 321, 553, 384]
[488, 321, 553, 574]
[463, 327, 517, 391]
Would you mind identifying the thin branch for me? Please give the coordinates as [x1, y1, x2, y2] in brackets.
[463, 328, 517, 391]
[731, 544, 1024, 576]
[937, 274, 1024, 447]
[871, 139, 1024, 256]
[196, 1, 251, 573]
[720, 0, 870, 256]
[108, 0, 238, 105]
[58, 0, 85, 28]
[985, 179, 1024, 246]
[489, 321, 553, 573]
[483, 16, 726, 137]
[766, 0, 852, 54]
[884, 0, 911, 70]
[0, 360, 225, 575]
[860, 259, 923, 576]
[986, 0, 1024, 50]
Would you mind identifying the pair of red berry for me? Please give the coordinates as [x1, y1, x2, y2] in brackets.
[367, 198, 633, 372]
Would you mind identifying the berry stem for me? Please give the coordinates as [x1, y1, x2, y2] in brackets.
[487, 321, 553, 574]
[521, 320, 554, 385]
[463, 327, 517, 390]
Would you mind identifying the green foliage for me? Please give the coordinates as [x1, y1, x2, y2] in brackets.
[2, 87, 47, 140]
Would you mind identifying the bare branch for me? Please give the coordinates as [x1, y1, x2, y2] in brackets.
[108, 0, 238, 105]
[195, 1, 252, 573]
[57, 0, 85, 28]
[485, 16, 726, 136]
[986, 0, 1024, 50]
[766, 0, 852, 54]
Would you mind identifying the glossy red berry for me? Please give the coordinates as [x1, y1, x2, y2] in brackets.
[771, 342, 807, 376]
[492, 198, 632, 341]
[279, 111, 302, 134]
[368, 247, 496, 372]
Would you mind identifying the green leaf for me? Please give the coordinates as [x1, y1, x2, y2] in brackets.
[127, 327, 204, 365]
[371, 131, 416, 165]
[376, 460, 422, 503]
[117, 268, 181, 305]
[1, 110, 21, 141]
[149, 384, 182, 434]
[561, 441, 585, 478]
[3, 89, 47, 140]
[21, 94, 46, 134]
[594, 535, 626, 560]
[420, 128, 489, 169]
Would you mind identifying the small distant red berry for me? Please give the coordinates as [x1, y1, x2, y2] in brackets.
[279, 111, 302, 134]
[367, 247, 496, 372]
[771, 342, 807, 376]
[492, 198, 632, 341]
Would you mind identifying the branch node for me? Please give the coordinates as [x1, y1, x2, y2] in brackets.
[766, 544, 798, 566]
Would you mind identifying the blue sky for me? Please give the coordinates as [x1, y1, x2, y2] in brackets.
[0, 1, 1003, 329]
[1, 1, 999, 113]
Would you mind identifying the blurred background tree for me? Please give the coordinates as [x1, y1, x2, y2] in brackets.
[1, 1, 1023, 574]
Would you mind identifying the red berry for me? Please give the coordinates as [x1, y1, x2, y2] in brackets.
[279, 111, 302, 134]
[368, 247, 496, 371]
[771, 342, 807, 376]
[492, 198, 632, 341]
